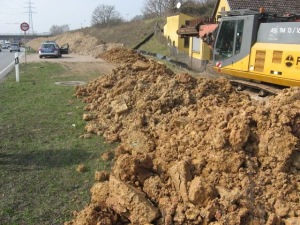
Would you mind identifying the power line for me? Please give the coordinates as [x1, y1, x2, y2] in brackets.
[24, 0, 36, 34]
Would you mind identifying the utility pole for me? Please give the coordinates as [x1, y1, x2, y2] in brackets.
[24, 0, 36, 35]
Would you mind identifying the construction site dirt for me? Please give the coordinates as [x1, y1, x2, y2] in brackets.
[72, 48, 300, 225]
[26, 36, 300, 225]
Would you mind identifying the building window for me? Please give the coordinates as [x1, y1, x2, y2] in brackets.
[184, 37, 189, 48]
[192, 37, 200, 52]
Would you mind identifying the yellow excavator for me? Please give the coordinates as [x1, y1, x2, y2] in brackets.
[211, 8, 300, 96]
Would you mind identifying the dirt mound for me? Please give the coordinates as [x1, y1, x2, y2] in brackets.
[98, 47, 146, 64]
[65, 49, 300, 225]
[27, 32, 124, 57]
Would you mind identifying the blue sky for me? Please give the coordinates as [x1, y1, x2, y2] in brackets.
[0, 0, 145, 34]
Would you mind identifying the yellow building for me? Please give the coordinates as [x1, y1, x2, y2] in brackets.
[161, 0, 234, 71]
[212, 0, 230, 22]
[162, 0, 229, 71]
[188, 0, 230, 71]
[163, 13, 195, 54]
[164, 12, 216, 71]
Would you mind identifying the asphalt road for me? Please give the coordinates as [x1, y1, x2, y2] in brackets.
[0, 49, 24, 81]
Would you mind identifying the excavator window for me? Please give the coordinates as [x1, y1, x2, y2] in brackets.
[215, 19, 244, 60]
[235, 20, 244, 53]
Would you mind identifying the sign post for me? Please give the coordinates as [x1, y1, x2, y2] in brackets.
[20, 22, 29, 66]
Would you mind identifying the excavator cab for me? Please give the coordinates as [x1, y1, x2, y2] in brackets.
[214, 20, 242, 59]
[213, 10, 260, 72]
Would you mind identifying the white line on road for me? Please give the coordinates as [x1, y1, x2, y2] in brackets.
[0, 52, 24, 80]
[0, 60, 15, 75]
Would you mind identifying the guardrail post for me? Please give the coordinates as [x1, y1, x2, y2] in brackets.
[15, 52, 19, 82]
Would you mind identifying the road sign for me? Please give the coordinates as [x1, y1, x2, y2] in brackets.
[20, 22, 29, 32]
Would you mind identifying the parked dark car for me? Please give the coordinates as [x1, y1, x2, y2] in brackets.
[38, 41, 69, 58]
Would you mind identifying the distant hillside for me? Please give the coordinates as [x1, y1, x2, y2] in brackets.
[80, 18, 166, 48]
[27, 18, 169, 57]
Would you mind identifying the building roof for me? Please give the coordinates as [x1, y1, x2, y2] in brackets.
[199, 24, 218, 38]
[213, 0, 300, 17]
[176, 18, 208, 38]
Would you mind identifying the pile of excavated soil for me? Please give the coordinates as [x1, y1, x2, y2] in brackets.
[65, 48, 300, 225]
[98, 47, 146, 63]
[27, 32, 124, 57]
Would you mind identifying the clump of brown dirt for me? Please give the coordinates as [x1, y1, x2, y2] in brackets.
[65, 48, 300, 225]
[98, 47, 146, 64]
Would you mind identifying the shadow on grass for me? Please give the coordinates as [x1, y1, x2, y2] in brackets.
[0, 148, 92, 170]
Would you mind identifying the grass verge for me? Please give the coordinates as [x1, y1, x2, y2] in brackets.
[0, 62, 114, 225]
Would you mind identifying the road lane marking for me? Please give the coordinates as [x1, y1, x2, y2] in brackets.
[0, 52, 25, 78]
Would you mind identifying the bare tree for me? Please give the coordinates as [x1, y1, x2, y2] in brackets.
[181, 0, 217, 17]
[142, 0, 216, 18]
[142, 0, 166, 17]
[49, 24, 69, 35]
[142, 0, 185, 17]
[91, 4, 123, 27]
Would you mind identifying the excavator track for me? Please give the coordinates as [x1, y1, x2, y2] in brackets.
[229, 79, 282, 97]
